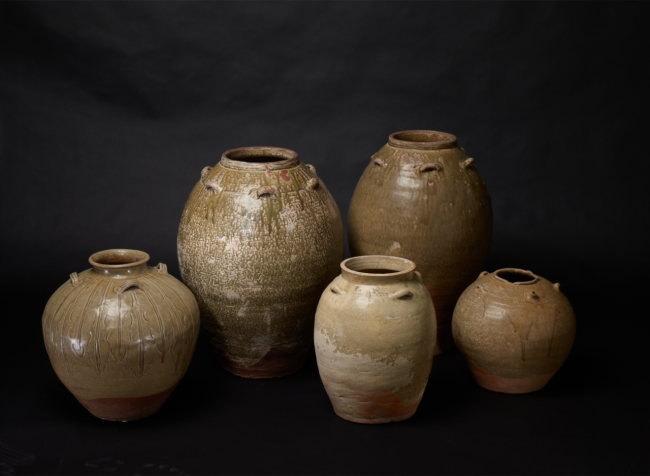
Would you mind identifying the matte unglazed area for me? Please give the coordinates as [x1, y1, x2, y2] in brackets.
[42, 250, 201, 421]
[452, 269, 576, 394]
[177, 147, 344, 378]
[347, 131, 493, 354]
[314, 256, 437, 424]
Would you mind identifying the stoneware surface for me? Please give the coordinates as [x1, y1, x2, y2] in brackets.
[314, 256, 436, 424]
[177, 147, 344, 378]
[42, 249, 201, 421]
[347, 130, 493, 354]
[452, 268, 576, 394]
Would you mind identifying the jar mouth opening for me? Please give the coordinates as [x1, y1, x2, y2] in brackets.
[494, 268, 539, 285]
[342, 255, 416, 277]
[89, 249, 150, 268]
[388, 130, 457, 150]
[221, 147, 300, 170]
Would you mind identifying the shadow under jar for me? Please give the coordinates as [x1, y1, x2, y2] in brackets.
[177, 147, 344, 378]
[314, 256, 437, 424]
[452, 268, 576, 394]
[42, 250, 201, 421]
[347, 130, 493, 354]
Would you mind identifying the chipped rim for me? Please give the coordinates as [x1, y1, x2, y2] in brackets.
[221, 146, 300, 171]
[492, 268, 540, 286]
[388, 130, 458, 150]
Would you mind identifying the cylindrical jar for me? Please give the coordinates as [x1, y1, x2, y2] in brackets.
[314, 256, 436, 424]
[452, 268, 576, 394]
[42, 250, 201, 421]
[347, 130, 492, 354]
[177, 147, 344, 378]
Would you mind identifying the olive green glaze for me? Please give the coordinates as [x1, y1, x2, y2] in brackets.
[177, 147, 344, 377]
[348, 130, 492, 354]
[314, 256, 436, 424]
[42, 250, 200, 420]
[452, 268, 576, 393]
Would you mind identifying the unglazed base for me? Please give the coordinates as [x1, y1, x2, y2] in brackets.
[75, 385, 177, 421]
[217, 347, 309, 379]
[468, 365, 558, 394]
[330, 388, 421, 424]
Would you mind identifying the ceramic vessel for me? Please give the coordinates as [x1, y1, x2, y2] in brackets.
[177, 147, 344, 378]
[452, 268, 576, 394]
[42, 250, 200, 421]
[314, 256, 436, 424]
[347, 130, 492, 354]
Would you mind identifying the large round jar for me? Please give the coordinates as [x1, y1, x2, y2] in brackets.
[314, 256, 436, 424]
[178, 147, 344, 378]
[42, 250, 200, 421]
[452, 268, 576, 394]
[348, 130, 492, 354]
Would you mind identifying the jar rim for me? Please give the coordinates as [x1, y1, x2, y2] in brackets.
[220, 146, 300, 171]
[388, 130, 458, 150]
[341, 255, 416, 278]
[492, 268, 540, 285]
[89, 249, 150, 269]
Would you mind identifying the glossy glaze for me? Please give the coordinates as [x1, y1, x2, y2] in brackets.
[452, 269, 576, 393]
[348, 130, 492, 353]
[42, 250, 200, 420]
[314, 256, 436, 423]
[178, 147, 344, 378]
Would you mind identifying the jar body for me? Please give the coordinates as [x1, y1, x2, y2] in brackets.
[314, 256, 436, 423]
[452, 269, 576, 393]
[42, 250, 200, 421]
[348, 131, 492, 354]
[177, 148, 344, 378]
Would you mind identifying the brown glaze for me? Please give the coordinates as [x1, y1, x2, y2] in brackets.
[314, 256, 436, 424]
[348, 131, 492, 354]
[178, 147, 344, 378]
[453, 268, 576, 394]
[332, 388, 422, 424]
[216, 347, 309, 379]
[42, 250, 200, 421]
[75, 384, 177, 421]
[468, 365, 558, 394]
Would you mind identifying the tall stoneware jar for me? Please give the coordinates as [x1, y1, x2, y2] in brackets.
[314, 256, 436, 424]
[178, 147, 344, 378]
[348, 130, 492, 354]
[452, 268, 576, 394]
[42, 250, 200, 421]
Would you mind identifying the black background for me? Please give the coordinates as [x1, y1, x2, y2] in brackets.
[1, 2, 648, 475]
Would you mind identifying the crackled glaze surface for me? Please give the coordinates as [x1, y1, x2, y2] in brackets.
[452, 268, 576, 394]
[42, 249, 200, 420]
[177, 147, 344, 377]
[314, 256, 436, 424]
[348, 131, 492, 354]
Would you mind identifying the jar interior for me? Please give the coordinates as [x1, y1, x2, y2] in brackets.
[343, 256, 414, 275]
[392, 131, 454, 143]
[90, 250, 150, 267]
[495, 269, 536, 284]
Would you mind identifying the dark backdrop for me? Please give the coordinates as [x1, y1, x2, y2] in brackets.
[1, 2, 647, 475]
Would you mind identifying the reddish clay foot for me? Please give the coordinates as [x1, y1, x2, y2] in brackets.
[331, 388, 421, 424]
[75, 384, 177, 421]
[468, 365, 558, 394]
[218, 347, 309, 379]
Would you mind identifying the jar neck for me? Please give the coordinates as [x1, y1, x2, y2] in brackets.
[388, 130, 458, 150]
[340, 256, 416, 285]
[89, 249, 150, 278]
[220, 146, 300, 171]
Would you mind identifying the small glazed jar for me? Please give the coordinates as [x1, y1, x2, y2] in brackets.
[314, 256, 436, 424]
[42, 250, 201, 421]
[452, 268, 576, 394]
